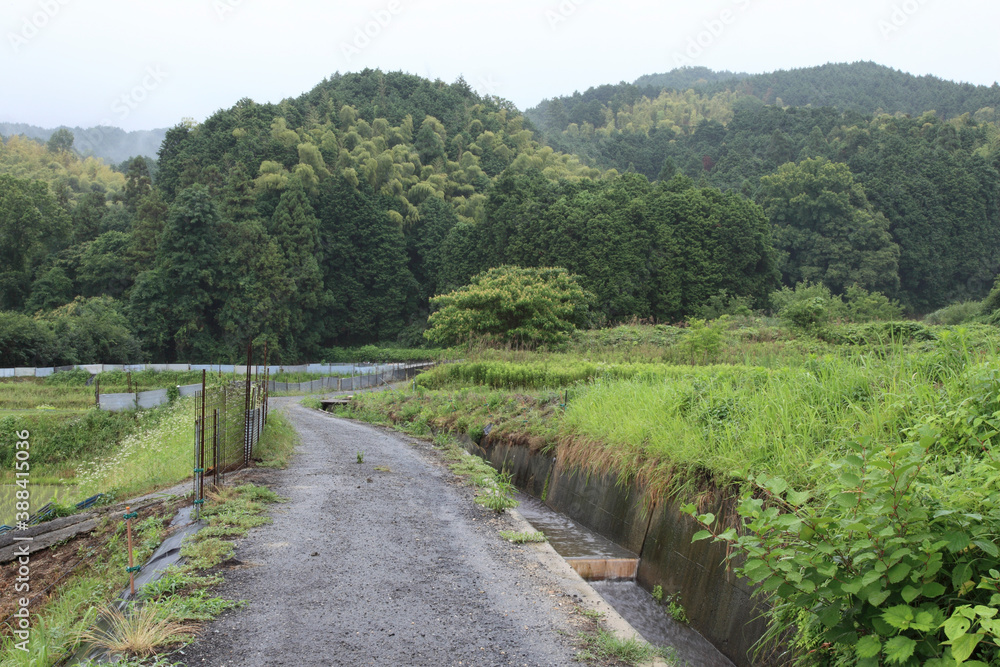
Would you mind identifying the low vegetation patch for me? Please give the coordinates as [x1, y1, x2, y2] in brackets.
[576, 629, 675, 665]
[498, 530, 546, 543]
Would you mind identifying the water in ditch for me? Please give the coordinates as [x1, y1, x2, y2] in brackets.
[591, 579, 735, 666]
[515, 493, 733, 666]
[515, 493, 636, 559]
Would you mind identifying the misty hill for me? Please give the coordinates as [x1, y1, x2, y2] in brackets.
[634, 62, 1000, 117]
[529, 62, 1000, 137]
[0, 122, 167, 165]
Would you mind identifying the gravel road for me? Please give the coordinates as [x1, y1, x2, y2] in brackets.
[179, 400, 586, 666]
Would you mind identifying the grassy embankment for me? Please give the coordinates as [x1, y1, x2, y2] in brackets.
[0, 483, 287, 667]
[0, 403, 295, 666]
[342, 321, 1000, 501]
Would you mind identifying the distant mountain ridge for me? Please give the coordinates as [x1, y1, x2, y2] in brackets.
[634, 62, 1000, 118]
[527, 62, 1000, 137]
[0, 122, 167, 165]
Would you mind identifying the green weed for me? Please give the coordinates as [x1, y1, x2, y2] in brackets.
[499, 530, 546, 543]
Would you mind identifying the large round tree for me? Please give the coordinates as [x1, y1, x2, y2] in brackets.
[424, 266, 592, 348]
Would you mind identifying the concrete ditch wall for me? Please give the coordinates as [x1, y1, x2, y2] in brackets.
[465, 436, 770, 667]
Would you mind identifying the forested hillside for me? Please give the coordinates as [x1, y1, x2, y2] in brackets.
[528, 62, 1000, 129]
[528, 65, 1000, 312]
[3, 65, 1000, 364]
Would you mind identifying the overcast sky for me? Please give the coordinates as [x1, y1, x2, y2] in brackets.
[1, 0, 997, 132]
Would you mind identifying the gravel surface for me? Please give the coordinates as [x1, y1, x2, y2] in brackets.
[179, 400, 586, 666]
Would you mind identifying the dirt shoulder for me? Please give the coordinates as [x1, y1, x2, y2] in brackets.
[178, 400, 592, 666]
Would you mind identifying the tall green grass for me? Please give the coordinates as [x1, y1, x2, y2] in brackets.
[351, 328, 998, 498]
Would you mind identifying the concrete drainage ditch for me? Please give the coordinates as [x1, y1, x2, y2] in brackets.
[516, 492, 733, 666]
[460, 433, 767, 667]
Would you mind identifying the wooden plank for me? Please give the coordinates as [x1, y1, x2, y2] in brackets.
[566, 557, 639, 581]
[0, 519, 98, 563]
[0, 513, 96, 550]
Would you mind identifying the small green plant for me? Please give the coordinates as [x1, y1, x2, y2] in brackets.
[498, 530, 546, 543]
[300, 396, 322, 410]
[356, 450, 364, 464]
[576, 629, 672, 664]
[652, 584, 663, 602]
[474, 470, 519, 513]
[664, 593, 687, 624]
[579, 607, 604, 620]
[179, 537, 234, 571]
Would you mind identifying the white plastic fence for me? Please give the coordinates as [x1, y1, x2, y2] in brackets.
[77, 362, 434, 412]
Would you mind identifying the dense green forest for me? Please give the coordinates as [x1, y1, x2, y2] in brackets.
[2, 64, 1000, 363]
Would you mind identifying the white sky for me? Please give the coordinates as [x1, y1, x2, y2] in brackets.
[1, 0, 997, 131]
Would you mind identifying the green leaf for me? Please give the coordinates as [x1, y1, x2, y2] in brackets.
[888, 562, 912, 584]
[949, 631, 982, 662]
[692, 530, 713, 542]
[856, 635, 882, 659]
[945, 531, 971, 553]
[943, 615, 971, 641]
[761, 575, 784, 592]
[883, 605, 916, 630]
[884, 636, 916, 664]
[842, 578, 863, 595]
[973, 540, 999, 557]
[818, 605, 841, 628]
[836, 492, 860, 508]
[901, 585, 921, 603]
[841, 470, 861, 485]
[786, 490, 810, 505]
[923, 582, 946, 597]
[953, 563, 973, 590]
[868, 588, 891, 607]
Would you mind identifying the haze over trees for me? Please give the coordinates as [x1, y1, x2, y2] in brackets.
[1, 64, 1000, 362]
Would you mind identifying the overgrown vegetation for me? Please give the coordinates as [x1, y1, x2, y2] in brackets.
[339, 319, 1000, 664]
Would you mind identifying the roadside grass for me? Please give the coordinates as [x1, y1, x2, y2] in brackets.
[575, 629, 676, 665]
[78, 604, 198, 657]
[0, 513, 169, 666]
[300, 396, 322, 410]
[0, 484, 282, 665]
[254, 411, 298, 468]
[499, 530, 546, 543]
[179, 484, 285, 571]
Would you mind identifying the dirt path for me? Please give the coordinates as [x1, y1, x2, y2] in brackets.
[179, 400, 586, 666]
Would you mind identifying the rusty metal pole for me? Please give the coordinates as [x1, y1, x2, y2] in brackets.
[95, 377, 100, 408]
[213, 408, 219, 488]
[199, 369, 206, 503]
[262, 342, 269, 426]
[244, 342, 252, 467]
[125, 506, 136, 596]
